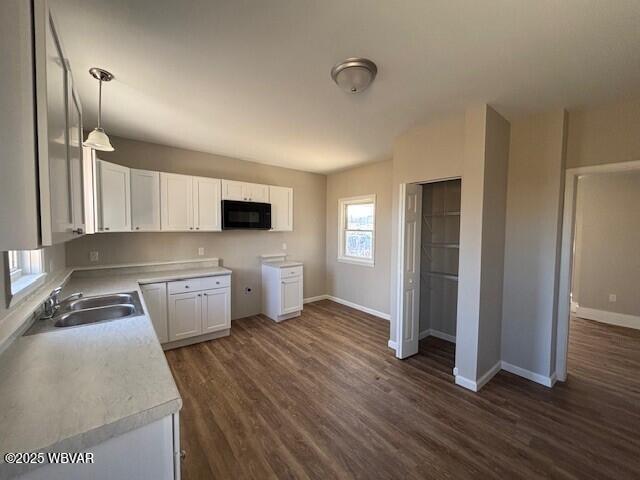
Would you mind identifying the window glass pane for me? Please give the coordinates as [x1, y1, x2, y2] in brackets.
[346, 203, 374, 230]
[344, 231, 373, 259]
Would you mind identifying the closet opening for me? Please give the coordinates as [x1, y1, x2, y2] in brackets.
[419, 179, 460, 353]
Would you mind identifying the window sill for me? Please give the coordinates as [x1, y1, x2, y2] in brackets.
[9, 273, 47, 306]
[337, 256, 375, 267]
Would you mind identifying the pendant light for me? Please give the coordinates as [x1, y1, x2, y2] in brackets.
[83, 67, 115, 151]
[330, 58, 377, 94]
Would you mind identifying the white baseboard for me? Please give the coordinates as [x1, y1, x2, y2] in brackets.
[388, 340, 397, 350]
[501, 361, 556, 388]
[455, 360, 502, 392]
[576, 306, 640, 330]
[325, 295, 391, 321]
[303, 295, 329, 304]
[419, 329, 456, 343]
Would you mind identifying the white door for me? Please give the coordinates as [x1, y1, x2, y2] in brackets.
[397, 183, 422, 359]
[202, 288, 230, 333]
[160, 172, 193, 231]
[221, 180, 244, 201]
[193, 177, 221, 231]
[280, 277, 303, 315]
[97, 160, 131, 232]
[141, 283, 169, 344]
[245, 183, 269, 203]
[269, 186, 293, 231]
[131, 169, 161, 231]
[168, 292, 202, 341]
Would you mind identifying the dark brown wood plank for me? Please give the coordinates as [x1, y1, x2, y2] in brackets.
[165, 301, 640, 480]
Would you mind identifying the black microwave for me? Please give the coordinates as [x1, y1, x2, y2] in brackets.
[221, 200, 271, 230]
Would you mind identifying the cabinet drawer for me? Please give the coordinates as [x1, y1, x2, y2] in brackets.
[168, 278, 202, 294]
[200, 275, 231, 290]
[280, 266, 303, 279]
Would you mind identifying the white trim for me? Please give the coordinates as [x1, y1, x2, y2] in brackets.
[501, 361, 557, 388]
[419, 329, 456, 343]
[337, 194, 376, 267]
[303, 295, 329, 304]
[455, 360, 502, 392]
[71, 257, 220, 271]
[388, 340, 397, 350]
[326, 295, 391, 320]
[570, 301, 579, 313]
[556, 159, 640, 383]
[575, 307, 640, 330]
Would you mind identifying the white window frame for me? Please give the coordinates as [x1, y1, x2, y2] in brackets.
[337, 194, 376, 267]
[4, 250, 46, 307]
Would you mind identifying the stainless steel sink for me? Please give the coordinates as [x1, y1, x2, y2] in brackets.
[24, 291, 144, 335]
[54, 304, 136, 328]
[63, 293, 135, 312]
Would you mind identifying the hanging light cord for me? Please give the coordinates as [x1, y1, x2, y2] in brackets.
[97, 78, 103, 129]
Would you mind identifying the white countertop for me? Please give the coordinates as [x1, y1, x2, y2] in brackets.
[261, 260, 303, 269]
[0, 264, 231, 479]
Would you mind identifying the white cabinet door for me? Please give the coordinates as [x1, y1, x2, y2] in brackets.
[168, 291, 202, 341]
[68, 87, 85, 236]
[131, 169, 161, 231]
[97, 160, 131, 232]
[221, 180, 244, 201]
[280, 277, 303, 315]
[193, 176, 221, 231]
[269, 186, 293, 231]
[160, 172, 193, 231]
[245, 183, 269, 203]
[202, 288, 230, 333]
[141, 283, 169, 344]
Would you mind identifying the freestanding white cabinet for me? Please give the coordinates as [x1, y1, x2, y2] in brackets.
[141, 283, 169, 343]
[269, 186, 293, 231]
[131, 169, 161, 231]
[96, 160, 131, 232]
[261, 261, 303, 322]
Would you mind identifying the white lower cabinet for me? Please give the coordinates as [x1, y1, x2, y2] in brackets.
[168, 291, 202, 341]
[143, 274, 232, 346]
[141, 283, 169, 343]
[202, 288, 231, 333]
[261, 262, 303, 322]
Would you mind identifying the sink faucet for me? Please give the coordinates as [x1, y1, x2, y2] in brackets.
[40, 288, 83, 320]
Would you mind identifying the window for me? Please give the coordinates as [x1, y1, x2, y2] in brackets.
[4, 250, 46, 305]
[338, 195, 375, 266]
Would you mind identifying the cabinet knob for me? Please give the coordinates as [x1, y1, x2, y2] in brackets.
[189, 227, 193, 230]
[185, 285, 190, 288]
[203, 293, 208, 296]
[72, 228, 84, 234]
[180, 450, 186, 460]
[196, 227, 200, 230]
[198, 294, 201, 297]
[135, 226, 140, 230]
[104, 227, 110, 231]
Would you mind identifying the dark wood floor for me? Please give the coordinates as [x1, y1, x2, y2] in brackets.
[165, 301, 640, 479]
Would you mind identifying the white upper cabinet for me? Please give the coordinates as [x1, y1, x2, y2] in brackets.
[160, 172, 193, 231]
[222, 180, 269, 203]
[97, 160, 131, 232]
[269, 186, 293, 231]
[131, 169, 161, 231]
[193, 176, 221, 231]
[0, 1, 84, 249]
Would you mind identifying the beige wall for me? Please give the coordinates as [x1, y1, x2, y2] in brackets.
[501, 110, 567, 377]
[325, 160, 392, 315]
[0, 243, 66, 323]
[573, 171, 640, 316]
[67, 136, 326, 320]
[567, 98, 640, 168]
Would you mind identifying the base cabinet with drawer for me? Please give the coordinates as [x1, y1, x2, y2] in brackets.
[142, 274, 231, 348]
[261, 262, 303, 322]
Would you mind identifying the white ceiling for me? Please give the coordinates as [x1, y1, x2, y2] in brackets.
[52, 0, 640, 173]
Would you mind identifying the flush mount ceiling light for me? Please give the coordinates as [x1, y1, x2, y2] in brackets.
[83, 67, 115, 152]
[330, 57, 377, 94]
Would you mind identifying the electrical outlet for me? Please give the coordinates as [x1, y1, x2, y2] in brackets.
[198, 247, 205, 256]
[244, 287, 252, 295]
[282, 243, 287, 251]
[609, 294, 617, 303]
[89, 251, 99, 263]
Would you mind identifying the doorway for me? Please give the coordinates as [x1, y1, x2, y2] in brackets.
[556, 160, 640, 381]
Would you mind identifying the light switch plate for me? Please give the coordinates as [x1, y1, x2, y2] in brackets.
[89, 251, 99, 262]
[282, 243, 287, 251]
[198, 247, 205, 256]
[609, 294, 617, 302]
